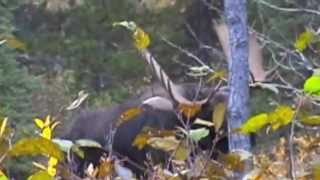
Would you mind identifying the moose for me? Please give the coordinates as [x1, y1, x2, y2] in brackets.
[64, 49, 230, 176]
[64, 21, 265, 176]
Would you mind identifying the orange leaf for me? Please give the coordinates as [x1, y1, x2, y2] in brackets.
[178, 103, 201, 119]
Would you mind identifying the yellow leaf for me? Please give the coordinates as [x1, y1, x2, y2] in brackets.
[133, 27, 150, 50]
[147, 136, 180, 152]
[212, 102, 226, 132]
[48, 157, 58, 168]
[41, 127, 52, 140]
[132, 127, 177, 150]
[294, 29, 314, 52]
[9, 137, 64, 161]
[132, 133, 149, 150]
[34, 118, 45, 129]
[207, 70, 227, 82]
[312, 162, 320, 180]
[117, 107, 143, 126]
[239, 113, 269, 134]
[27, 171, 54, 180]
[0, 118, 8, 138]
[268, 106, 294, 130]
[47, 166, 56, 177]
[173, 143, 189, 161]
[300, 115, 320, 125]
[4, 35, 27, 51]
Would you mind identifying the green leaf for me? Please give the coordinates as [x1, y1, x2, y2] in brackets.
[27, 171, 53, 180]
[9, 137, 64, 161]
[304, 75, 320, 96]
[188, 128, 209, 142]
[0, 170, 8, 180]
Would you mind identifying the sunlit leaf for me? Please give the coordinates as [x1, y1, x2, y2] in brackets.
[34, 118, 45, 129]
[269, 106, 295, 130]
[188, 128, 209, 142]
[47, 157, 58, 176]
[239, 113, 269, 134]
[9, 137, 64, 161]
[0, 118, 8, 138]
[41, 127, 52, 140]
[47, 160, 59, 175]
[113, 21, 137, 31]
[27, 170, 53, 180]
[294, 29, 314, 52]
[212, 102, 226, 132]
[133, 27, 150, 50]
[193, 118, 214, 127]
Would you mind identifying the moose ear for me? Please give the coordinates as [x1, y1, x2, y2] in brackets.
[141, 96, 174, 111]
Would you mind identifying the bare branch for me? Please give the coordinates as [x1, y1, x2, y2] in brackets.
[255, 0, 320, 16]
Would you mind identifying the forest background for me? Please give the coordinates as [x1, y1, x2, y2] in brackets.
[1, 0, 320, 178]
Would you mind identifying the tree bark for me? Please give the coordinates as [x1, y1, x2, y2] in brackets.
[224, 0, 251, 151]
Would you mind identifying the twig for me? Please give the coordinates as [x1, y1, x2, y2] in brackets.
[161, 36, 214, 72]
[288, 97, 303, 180]
[255, 0, 320, 16]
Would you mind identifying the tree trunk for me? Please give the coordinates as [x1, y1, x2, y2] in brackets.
[224, 0, 252, 159]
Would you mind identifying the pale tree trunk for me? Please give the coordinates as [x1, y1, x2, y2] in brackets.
[224, 1, 252, 177]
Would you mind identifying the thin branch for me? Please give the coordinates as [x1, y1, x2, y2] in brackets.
[161, 36, 214, 72]
[255, 0, 320, 16]
[288, 97, 303, 180]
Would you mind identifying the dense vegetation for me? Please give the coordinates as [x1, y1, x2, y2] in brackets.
[0, 0, 320, 179]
